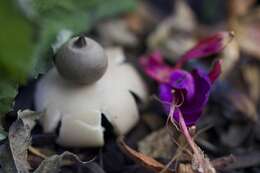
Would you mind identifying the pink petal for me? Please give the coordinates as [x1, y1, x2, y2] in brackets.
[139, 51, 174, 83]
[175, 31, 234, 68]
[208, 59, 223, 83]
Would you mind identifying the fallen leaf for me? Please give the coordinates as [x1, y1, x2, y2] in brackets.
[177, 163, 195, 173]
[147, 0, 196, 59]
[221, 123, 252, 147]
[0, 110, 42, 173]
[228, 91, 257, 122]
[118, 137, 174, 173]
[235, 8, 260, 60]
[8, 119, 33, 172]
[138, 128, 174, 159]
[191, 147, 216, 173]
[224, 151, 260, 170]
[242, 64, 260, 103]
[97, 20, 138, 47]
[220, 39, 240, 78]
[0, 110, 93, 173]
[119, 137, 236, 173]
[228, 0, 256, 17]
[34, 151, 93, 173]
[211, 155, 235, 170]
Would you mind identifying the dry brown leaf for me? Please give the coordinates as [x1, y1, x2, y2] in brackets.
[224, 151, 260, 170]
[118, 137, 174, 173]
[177, 163, 195, 173]
[138, 128, 174, 159]
[211, 155, 235, 170]
[221, 124, 251, 147]
[147, 0, 196, 60]
[118, 137, 236, 173]
[220, 39, 240, 78]
[0, 110, 42, 173]
[242, 64, 260, 103]
[228, 0, 256, 18]
[235, 8, 260, 59]
[228, 91, 257, 122]
[191, 147, 216, 173]
[125, 11, 144, 34]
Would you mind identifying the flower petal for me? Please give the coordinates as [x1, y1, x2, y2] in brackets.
[208, 59, 222, 84]
[180, 69, 211, 125]
[169, 69, 195, 100]
[159, 69, 211, 126]
[159, 84, 173, 112]
[175, 32, 234, 68]
[171, 107, 202, 126]
[139, 51, 174, 83]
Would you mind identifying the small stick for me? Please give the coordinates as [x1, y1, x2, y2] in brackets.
[28, 146, 47, 159]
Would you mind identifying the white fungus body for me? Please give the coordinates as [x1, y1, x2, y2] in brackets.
[35, 48, 147, 147]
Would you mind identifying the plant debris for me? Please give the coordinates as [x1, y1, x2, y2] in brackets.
[118, 137, 174, 173]
[0, 110, 41, 173]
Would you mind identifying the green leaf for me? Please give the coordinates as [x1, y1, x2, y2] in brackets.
[0, 0, 34, 83]
[0, 81, 17, 116]
[0, 128, 7, 141]
[0, 0, 34, 116]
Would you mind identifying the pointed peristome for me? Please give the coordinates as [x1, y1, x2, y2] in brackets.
[74, 36, 87, 48]
[175, 31, 234, 68]
[208, 59, 223, 83]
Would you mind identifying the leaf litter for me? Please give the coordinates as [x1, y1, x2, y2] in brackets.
[0, 110, 94, 173]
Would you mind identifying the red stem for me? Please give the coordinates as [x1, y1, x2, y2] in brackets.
[178, 111, 200, 157]
[169, 104, 204, 169]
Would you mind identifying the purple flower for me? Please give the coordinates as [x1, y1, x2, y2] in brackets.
[140, 32, 232, 126]
[159, 69, 211, 126]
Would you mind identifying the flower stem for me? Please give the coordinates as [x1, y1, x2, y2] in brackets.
[168, 104, 204, 171]
[178, 111, 206, 172]
[178, 111, 199, 157]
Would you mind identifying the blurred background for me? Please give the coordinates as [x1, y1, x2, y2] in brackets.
[0, 0, 260, 173]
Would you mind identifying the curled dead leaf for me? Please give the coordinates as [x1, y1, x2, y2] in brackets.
[118, 137, 236, 173]
[34, 151, 94, 173]
[118, 137, 174, 173]
[0, 110, 42, 173]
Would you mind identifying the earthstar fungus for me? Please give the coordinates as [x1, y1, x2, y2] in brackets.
[54, 36, 108, 85]
[35, 36, 147, 147]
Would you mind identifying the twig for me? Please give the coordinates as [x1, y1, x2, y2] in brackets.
[28, 146, 47, 159]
